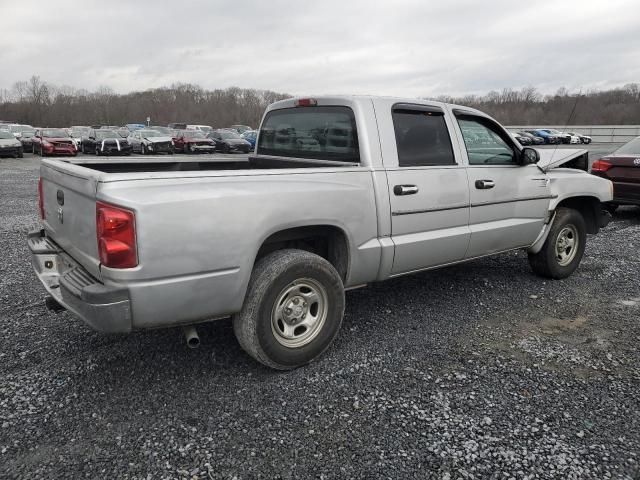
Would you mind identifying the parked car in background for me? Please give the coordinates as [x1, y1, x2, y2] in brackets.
[591, 136, 640, 211]
[510, 132, 532, 145]
[127, 129, 174, 155]
[566, 131, 592, 144]
[526, 129, 560, 144]
[241, 129, 257, 148]
[187, 125, 214, 135]
[81, 129, 132, 155]
[0, 130, 24, 157]
[517, 131, 545, 145]
[168, 122, 187, 130]
[8, 124, 33, 137]
[32, 128, 77, 156]
[209, 128, 252, 153]
[19, 129, 37, 152]
[541, 129, 572, 144]
[116, 127, 131, 138]
[173, 130, 216, 153]
[229, 124, 252, 134]
[69, 126, 90, 148]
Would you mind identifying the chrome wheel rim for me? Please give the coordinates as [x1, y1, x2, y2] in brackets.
[555, 225, 579, 266]
[271, 278, 328, 348]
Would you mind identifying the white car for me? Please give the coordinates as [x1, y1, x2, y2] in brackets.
[566, 132, 592, 144]
[187, 124, 214, 135]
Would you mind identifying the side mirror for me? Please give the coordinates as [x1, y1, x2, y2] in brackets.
[521, 147, 539, 165]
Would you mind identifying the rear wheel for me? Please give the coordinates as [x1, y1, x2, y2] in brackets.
[233, 249, 345, 370]
[528, 207, 586, 279]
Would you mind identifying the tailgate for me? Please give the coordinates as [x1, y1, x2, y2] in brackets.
[40, 160, 102, 280]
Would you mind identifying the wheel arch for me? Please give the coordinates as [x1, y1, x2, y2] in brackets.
[253, 224, 351, 283]
[554, 195, 602, 234]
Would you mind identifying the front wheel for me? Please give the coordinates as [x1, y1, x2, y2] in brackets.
[233, 249, 345, 370]
[528, 207, 586, 279]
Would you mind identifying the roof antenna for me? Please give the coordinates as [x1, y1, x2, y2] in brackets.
[549, 87, 582, 166]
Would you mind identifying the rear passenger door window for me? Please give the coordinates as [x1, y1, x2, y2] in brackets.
[392, 106, 456, 167]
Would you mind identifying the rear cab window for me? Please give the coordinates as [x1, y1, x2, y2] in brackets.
[257, 106, 360, 163]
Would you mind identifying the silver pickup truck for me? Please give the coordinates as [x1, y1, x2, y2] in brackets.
[29, 96, 613, 369]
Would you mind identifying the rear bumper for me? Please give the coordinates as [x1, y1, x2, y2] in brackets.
[0, 145, 21, 156]
[100, 145, 133, 155]
[28, 229, 132, 333]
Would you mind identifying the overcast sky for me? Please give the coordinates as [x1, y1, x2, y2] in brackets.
[2, 0, 639, 98]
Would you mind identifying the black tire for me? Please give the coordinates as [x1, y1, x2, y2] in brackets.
[140, 144, 146, 155]
[528, 207, 587, 280]
[95, 147, 101, 156]
[233, 249, 345, 370]
[80, 143, 85, 154]
[17, 149, 23, 158]
[185, 144, 192, 154]
[223, 144, 230, 154]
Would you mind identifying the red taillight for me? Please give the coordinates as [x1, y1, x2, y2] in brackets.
[295, 98, 318, 107]
[38, 178, 45, 219]
[591, 159, 612, 172]
[96, 201, 138, 268]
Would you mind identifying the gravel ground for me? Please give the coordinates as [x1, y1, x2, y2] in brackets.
[1, 152, 639, 479]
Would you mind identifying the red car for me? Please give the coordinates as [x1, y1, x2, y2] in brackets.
[32, 128, 77, 156]
[591, 136, 640, 211]
[173, 130, 216, 154]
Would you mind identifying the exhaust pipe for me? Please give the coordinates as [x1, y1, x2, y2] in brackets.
[183, 326, 200, 349]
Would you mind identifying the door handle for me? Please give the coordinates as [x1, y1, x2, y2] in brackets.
[394, 185, 419, 196]
[475, 179, 495, 189]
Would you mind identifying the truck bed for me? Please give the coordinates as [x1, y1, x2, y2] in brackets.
[57, 155, 359, 173]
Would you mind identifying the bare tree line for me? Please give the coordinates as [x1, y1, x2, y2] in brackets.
[433, 84, 640, 125]
[1, 76, 639, 127]
[0, 76, 289, 128]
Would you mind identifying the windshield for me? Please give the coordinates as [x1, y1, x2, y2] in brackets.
[0, 131, 15, 139]
[150, 126, 171, 134]
[615, 137, 640, 155]
[257, 106, 360, 162]
[140, 130, 165, 138]
[10, 125, 30, 133]
[95, 130, 117, 139]
[219, 131, 241, 139]
[184, 131, 205, 139]
[71, 127, 89, 136]
[41, 129, 69, 138]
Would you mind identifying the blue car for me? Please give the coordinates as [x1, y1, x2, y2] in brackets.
[525, 129, 560, 145]
[241, 130, 257, 149]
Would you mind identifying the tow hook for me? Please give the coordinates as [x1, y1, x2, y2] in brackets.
[45, 295, 65, 313]
[183, 326, 200, 349]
